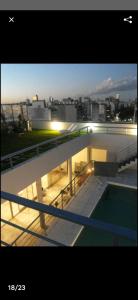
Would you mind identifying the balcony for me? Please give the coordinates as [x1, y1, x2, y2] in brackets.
[1, 188, 137, 247]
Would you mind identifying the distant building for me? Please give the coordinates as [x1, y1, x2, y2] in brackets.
[51, 104, 77, 122]
[28, 100, 51, 121]
[133, 99, 137, 123]
[76, 102, 88, 121]
[105, 104, 112, 122]
[1, 102, 29, 122]
[89, 102, 105, 122]
[99, 103, 106, 122]
[26, 99, 31, 105]
[49, 96, 54, 103]
[62, 97, 74, 104]
[91, 102, 99, 121]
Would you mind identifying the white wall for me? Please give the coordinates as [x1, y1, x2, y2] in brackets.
[32, 119, 137, 132]
[90, 134, 137, 162]
[65, 105, 77, 122]
[28, 107, 51, 121]
[2, 131, 137, 195]
[1, 135, 91, 195]
[90, 133, 137, 150]
[31, 120, 137, 136]
[72, 148, 87, 172]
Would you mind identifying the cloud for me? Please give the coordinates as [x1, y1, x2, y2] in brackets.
[90, 76, 137, 95]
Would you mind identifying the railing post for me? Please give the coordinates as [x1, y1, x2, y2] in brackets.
[74, 178, 76, 195]
[9, 157, 13, 168]
[36, 179, 46, 230]
[36, 146, 39, 155]
[9, 201, 14, 218]
[68, 158, 73, 195]
[61, 192, 64, 210]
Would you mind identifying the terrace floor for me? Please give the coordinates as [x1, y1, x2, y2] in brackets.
[1, 174, 70, 246]
[43, 175, 69, 204]
[1, 208, 39, 246]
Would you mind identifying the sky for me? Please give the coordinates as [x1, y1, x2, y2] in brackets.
[1, 64, 137, 103]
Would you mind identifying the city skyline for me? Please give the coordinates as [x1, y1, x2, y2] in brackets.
[1, 64, 137, 103]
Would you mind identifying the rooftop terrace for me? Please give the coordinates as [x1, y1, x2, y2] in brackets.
[1, 122, 137, 246]
[1, 126, 89, 172]
[1, 129, 61, 156]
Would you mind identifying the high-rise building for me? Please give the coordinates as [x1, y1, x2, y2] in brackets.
[105, 104, 112, 121]
[28, 100, 51, 120]
[51, 103, 77, 122]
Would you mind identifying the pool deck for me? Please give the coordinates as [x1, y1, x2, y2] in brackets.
[37, 162, 137, 246]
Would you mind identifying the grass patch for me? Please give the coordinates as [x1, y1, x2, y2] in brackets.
[1, 129, 61, 156]
[1, 128, 87, 171]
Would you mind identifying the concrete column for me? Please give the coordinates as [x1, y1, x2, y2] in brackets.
[91, 148, 95, 170]
[68, 158, 73, 195]
[87, 146, 91, 163]
[36, 178, 46, 229]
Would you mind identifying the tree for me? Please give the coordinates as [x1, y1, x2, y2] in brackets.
[119, 106, 134, 121]
[1, 112, 7, 125]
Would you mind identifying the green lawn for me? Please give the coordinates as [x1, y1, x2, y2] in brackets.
[1, 129, 61, 156]
[1, 128, 87, 171]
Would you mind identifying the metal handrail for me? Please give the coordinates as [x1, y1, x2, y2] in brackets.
[1, 126, 90, 161]
[93, 125, 136, 129]
[10, 212, 43, 246]
[116, 142, 137, 163]
[1, 240, 11, 247]
[92, 125, 137, 136]
[14, 162, 93, 246]
[49, 161, 92, 206]
[117, 142, 137, 154]
[1, 218, 65, 247]
[1, 191, 137, 241]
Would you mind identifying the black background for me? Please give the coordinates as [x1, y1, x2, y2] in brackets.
[0, 10, 138, 62]
[0, 10, 137, 297]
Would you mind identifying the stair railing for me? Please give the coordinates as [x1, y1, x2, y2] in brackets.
[116, 142, 137, 163]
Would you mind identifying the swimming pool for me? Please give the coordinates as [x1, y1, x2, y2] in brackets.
[75, 184, 137, 246]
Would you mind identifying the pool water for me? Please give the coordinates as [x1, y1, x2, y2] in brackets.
[75, 184, 137, 246]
